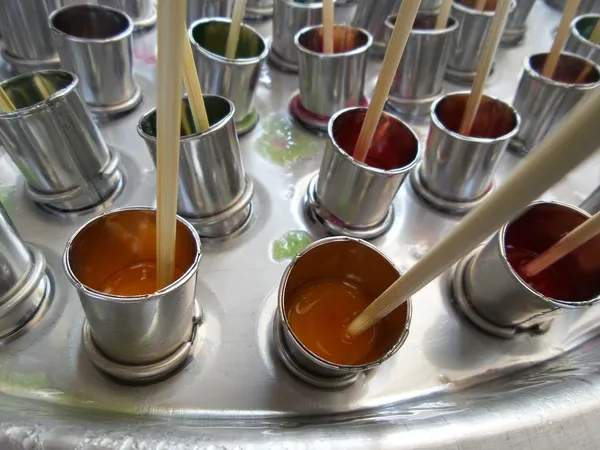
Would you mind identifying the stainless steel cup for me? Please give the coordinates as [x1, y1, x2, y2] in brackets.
[0, 71, 122, 214]
[138, 95, 254, 238]
[565, 14, 600, 66]
[545, 0, 600, 15]
[501, 0, 535, 47]
[351, 0, 400, 56]
[0, 0, 60, 73]
[446, 0, 516, 84]
[49, 4, 142, 117]
[187, 0, 234, 26]
[384, 12, 458, 118]
[245, 0, 274, 19]
[190, 18, 268, 135]
[97, 0, 157, 31]
[454, 201, 600, 338]
[0, 204, 52, 340]
[64, 207, 202, 366]
[509, 52, 600, 156]
[295, 25, 372, 117]
[581, 185, 600, 214]
[275, 236, 411, 388]
[306, 107, 420, 239]
[411, 92, 520, 215]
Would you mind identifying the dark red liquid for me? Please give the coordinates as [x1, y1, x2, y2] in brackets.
[333, 112, 418, 171]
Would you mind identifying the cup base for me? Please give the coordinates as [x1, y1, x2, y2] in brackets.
[132, 7, 157, 32]
[0, 246, 53, 341]
[185, 177, 254, 239]
[82, 301, 203, 384]
[244, 5, 274, 20]
[1, 48, 60, 75]
[500, 27, 526, 47]
[386, 92, 440, 118]
[304, 174, 394, 239]
[409, 163, 494, 216]
[449, 247, 553, 339]
[267, 40, 299, 74]
[236, 108, 260, 136]
[272, 314, 359, 389]
[445, 64, 495, 85]
[87, 84, 144, 118]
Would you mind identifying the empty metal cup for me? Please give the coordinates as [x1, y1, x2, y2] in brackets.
[305, 107, 420, 239]
[545, 0, 600, 15]
[410, 92, 520, 215]
[138, 95, 254, 238]
[0, 204, 52, 340]
[49, 4, 142, 117]
[453, 201, 600, 338]
[384, 12, 458, 118]
[446, 0, 516, 84]
[509, 52, 600, 156]
[245, 0, 274, 19]
[275, 236, 411, 388]
[0, 0, 60, 73]
[97, 0, 157, 31]
[295, 25, 372, 117]
[351, 0, 400, 56]
[190, 18, 268, 136]
[565, 14, 600, 66]
[501, 0, 535, 47]
[581, 185, 600, 214]
[187, 0, 234, 26]
[64, 207, 202, 380]
[0, 71, 122, 214]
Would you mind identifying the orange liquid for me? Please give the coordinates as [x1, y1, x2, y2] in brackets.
[287, 278, 381, 365]
[99, 260, 185, 296]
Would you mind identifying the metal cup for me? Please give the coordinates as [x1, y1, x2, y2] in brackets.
[189, 18, 268, 136]
[49, 4, 142, 117]
[187, 0, 234, 26]
[0, 204, 52, 340]
[0, 0, 60, 73]
[581, 185, 600, 214]
[138, 95, 254, 238]
[501, 0, 535, 47]
[384, 12, 458, 118]
[275, 236, 412, 388]
[565, 14, 600, 66]
[410, 92, 520, 215]
[350, 0, 400, 56]
[295, 25, 372, 117]
[64, 207, 202, 380]
[446, 0, 516, 84]
[245, 0, 274, 19]
[97, 0, 157, 31]
[545, 0, 600, 15]
[509, 52, 600, 156]
[0, 71, 122, 214]
[305, 107, 420, 239]
[452, 201, 600, 338]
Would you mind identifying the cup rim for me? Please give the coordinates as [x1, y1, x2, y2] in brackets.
[277, 236, 412, 371]
[430, 91, 521, 144]
[496, 200, 600, 308]
[452, 0, 516, 16]
[385, 12, 459, 35]
[49, 4, 134, 43]
[62, 206, 202, 304]
[188, 17, 268, 65]
[524, 51, 600, 87]
[327, 107, 422, 175]
[570, 14, 600, 50]
[294, 24, 373, 58]
[0, 70, 79, 119]
[137, 95, 236, 143]
[280, 0, 330, 9]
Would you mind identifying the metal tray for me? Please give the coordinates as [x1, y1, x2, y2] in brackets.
[1, 2, 600, 449]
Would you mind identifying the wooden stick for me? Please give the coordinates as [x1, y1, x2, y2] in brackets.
[225, 0, 248, 59]
[182, 22, 210, 133]
[475, 0, 486, 11]
[520, 211, 600, 277]
[322, 0, 335, 53]
[0, 86, 15, 112]
[541, 0, 580, 79]
[589, 19, 600, 43]
[156, 0, 188, 289]
[346, 87, 600, 337]
[352, 0, 423, 163]
[435, 0, 453, 29]
[574, 19, 600, 83]
[458, 0, 512, 136]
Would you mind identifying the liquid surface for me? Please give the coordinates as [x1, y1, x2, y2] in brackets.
[99, 261, 185, 296]
[287, 278, 381, 365]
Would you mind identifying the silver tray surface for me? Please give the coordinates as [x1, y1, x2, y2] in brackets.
[1, 3, 600, 449]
